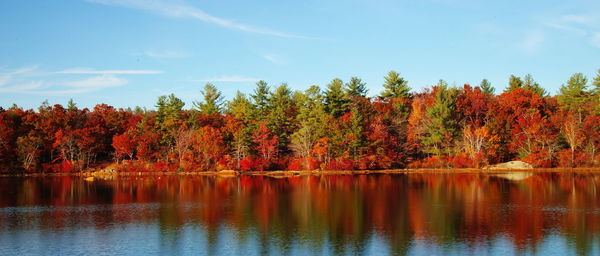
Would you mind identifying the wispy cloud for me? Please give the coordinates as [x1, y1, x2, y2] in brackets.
[591, 33, 600, 48]
[132, 49, 192, 59]
[193, 76, 260, 83]
[540, 13, 600, 47]
[561, 14, 595, 25]
[86, 0, 312, 39]
[55, 68, 163, 75]
[520, 31, 544, 55]
[66, 75, 127, 88]
[262, 54, 286, 65]
[1, 66, 159, 95]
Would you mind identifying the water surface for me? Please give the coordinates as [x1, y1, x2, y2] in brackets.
[1, 172, 599, 255]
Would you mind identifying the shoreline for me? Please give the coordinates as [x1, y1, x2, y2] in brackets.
[3, 168, 600, 178]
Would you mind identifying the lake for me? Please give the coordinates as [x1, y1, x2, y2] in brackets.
[1, 172, 599, 255]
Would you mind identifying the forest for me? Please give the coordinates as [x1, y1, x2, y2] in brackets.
[1, 70, 600, 173]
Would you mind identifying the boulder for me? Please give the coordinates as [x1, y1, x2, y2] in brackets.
[483, 161, 533, 170]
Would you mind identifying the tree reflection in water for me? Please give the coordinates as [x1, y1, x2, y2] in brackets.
[0, 172, 599, 255]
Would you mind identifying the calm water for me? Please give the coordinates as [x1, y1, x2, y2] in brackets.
[1, 173, 599, 255]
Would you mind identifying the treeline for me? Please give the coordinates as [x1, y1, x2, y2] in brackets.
[1, 70, 600, 172]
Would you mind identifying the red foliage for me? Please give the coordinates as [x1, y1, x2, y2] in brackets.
[240, 157, 264, 172]
[325, 158, 355, 170]
[112, 133, 135, 160]
[556, 149, 588, 168]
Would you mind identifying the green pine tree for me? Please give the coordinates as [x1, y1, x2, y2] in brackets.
[194, 83, 223, 115]
[227, 91, 254, 121]
[480, 79, 495, 95]
[422, 84, 458, 156]
[558, 73, 590, 119]
[325, 78, 350, 118]
[345, 77, 368, 97]
[380, 71, 411, 99]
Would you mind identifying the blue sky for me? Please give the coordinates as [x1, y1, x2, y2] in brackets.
[1, 0, 599, 109]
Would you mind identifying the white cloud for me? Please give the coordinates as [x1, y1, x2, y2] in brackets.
[193, 76, 260, 83]
[55, 68, 163, 74]
[0, 81, 47, 93]
[0, 66, 39, 87]
[561, 14, 595, 25]
[86, 0, 311, 39]
[144, 50, 190, 59]
[540, 13, 600, 48]
[66, 75, 127, 88]
[591, 33, 600, 48]
[131, 49, 192, 59]
[262, 54, 286, 65]
[543, 22, 587, 35]
[520, 31, 544, 55]
[0, 66, 156, 95]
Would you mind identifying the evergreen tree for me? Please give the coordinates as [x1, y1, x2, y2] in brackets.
[156, 94, 185, 145]
[194, 83, 223, 115]
[592, 69, 600, 113]
[251, 80, 271, 118]
[423, 84, 458, 156]
[349, 105, 365, 159]
[380, 71, 411, 99]
[558, 73, 589, 118]
[522, 74, 547, 97]
[480, 79, 495, 95]
[593, 69, 600, 93]
[325, 78, 349, 118]
[227, 91, 254, 121]
[345, 77, 368, 97]
[505, 75, 523, 92]
[267, 83, 296, 151]
[67, 99, 77, 111]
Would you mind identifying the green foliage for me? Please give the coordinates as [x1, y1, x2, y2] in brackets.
[480, 79, 495, 95]
[345, 77, 368, 97]
[593, 70, 600, 113]
[422, 84, 458, 156]
[251, 80, 271, 118]
[349, 106, 365, 158]
[380, 71, 411, 99]
[227, 91, 254, 121]
[522, 74, 547, 97]
[194, 83, 223, 115]
[67, 99, 77, 111]
[558, 73, 590, 115]
[156, 94, 185, 144]
[266, 83, 296, 150]
[290, 88, 327, 162]
[506, 75, 523, 92]
[506, 74, 546, 97]
[325, 78, 350, 118]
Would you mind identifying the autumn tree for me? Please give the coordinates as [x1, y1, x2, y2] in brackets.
[253, 122, 279, 167]
[16, 134, 43, 171]
[190, 126, 227, 171]
[290, 86, 327, 169]
[112, 133, 135, 161]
